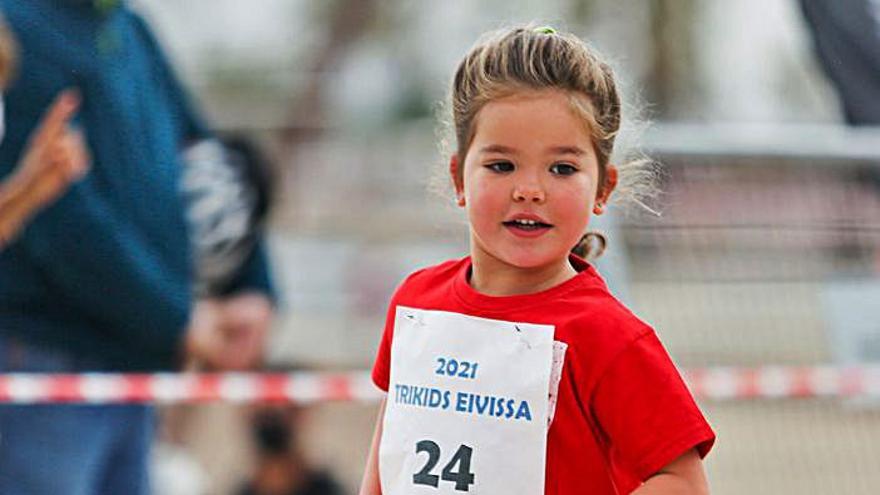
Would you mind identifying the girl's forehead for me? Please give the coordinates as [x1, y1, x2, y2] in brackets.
[471, 90, 594, 149]
[483, 88, 575, 111]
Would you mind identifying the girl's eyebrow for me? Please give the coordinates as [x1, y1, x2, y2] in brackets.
[478, 144, 587, 156]
[479, 144, 517, 154]
[549, 145, 588, 156]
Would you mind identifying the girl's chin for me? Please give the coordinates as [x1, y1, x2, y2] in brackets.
[491, 251, 571, 271]
[471, 237, 574, 271]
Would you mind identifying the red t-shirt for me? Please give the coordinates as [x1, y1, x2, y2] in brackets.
[372, 256, 715, 494]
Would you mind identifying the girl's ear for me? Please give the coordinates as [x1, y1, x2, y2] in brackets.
[449, 155, 465, 206]
[598, 164, 618, 205]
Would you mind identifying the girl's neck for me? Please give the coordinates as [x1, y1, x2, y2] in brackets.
[469, 252, 578, 297]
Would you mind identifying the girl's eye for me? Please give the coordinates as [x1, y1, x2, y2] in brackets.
[486, 161, 514, 173]
[550, 163, 578, 176]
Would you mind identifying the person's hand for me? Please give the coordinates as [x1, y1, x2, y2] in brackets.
[15, 90, 90, 210]
[183, 298, 228, 369]
[183, 293, 272, 370]
[0, 89, 90, 244]
[215, 291, 273, 369]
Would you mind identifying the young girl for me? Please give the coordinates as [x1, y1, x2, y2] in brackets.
[360, 26, 714, 495]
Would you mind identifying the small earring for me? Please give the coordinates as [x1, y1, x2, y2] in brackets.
[593, 203, 604, 215]
[456, 195, 466, 206]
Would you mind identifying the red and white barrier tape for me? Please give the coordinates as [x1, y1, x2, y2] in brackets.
[0, 367, 878, 404]
[683, 365, 880, 400]
[0, 372, 381, 405]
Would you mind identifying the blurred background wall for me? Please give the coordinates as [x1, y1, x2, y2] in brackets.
[130, 1, 879, 493]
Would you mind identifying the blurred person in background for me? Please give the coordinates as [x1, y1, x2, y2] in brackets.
[238, 407, 345, 495]
[799, 0, 880, 125]
[0, 16, 89, 248]
[0, 1, 275, 494]
[800, 0, 880, 270]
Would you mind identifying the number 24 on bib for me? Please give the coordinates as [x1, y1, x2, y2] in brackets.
[379, 307, 554, 494]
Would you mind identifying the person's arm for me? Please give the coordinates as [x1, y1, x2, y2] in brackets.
[135, 11, 275, 367]
[359, 277, 418, 495]
[359, 397, 386, 495]
[132, 13, 276, 301]
[216, 239, 276, 299]
[632, 449, 709, 494]
[0, 15, 202, 366]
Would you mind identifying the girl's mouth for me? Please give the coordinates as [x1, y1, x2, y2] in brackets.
[502, 218, 553, 231]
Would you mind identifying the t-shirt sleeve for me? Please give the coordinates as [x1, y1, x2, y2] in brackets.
[371, 268, 432, 391]
[591, 330, 715, 482]
[371, 284, 404, 392]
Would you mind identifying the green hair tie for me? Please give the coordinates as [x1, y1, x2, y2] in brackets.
[534, 26, 557, 34]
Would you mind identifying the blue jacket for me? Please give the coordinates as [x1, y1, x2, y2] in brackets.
[0, 0, 274, 370]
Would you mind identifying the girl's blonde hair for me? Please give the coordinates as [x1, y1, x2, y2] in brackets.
[446, 24, 654, 258]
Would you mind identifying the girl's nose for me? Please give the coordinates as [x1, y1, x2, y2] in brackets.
[512, 183, 546, 203]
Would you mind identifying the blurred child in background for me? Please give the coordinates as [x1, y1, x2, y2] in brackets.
[239, 407, 345, 495]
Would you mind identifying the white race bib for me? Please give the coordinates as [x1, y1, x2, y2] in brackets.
[379, 306, 555, 494]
